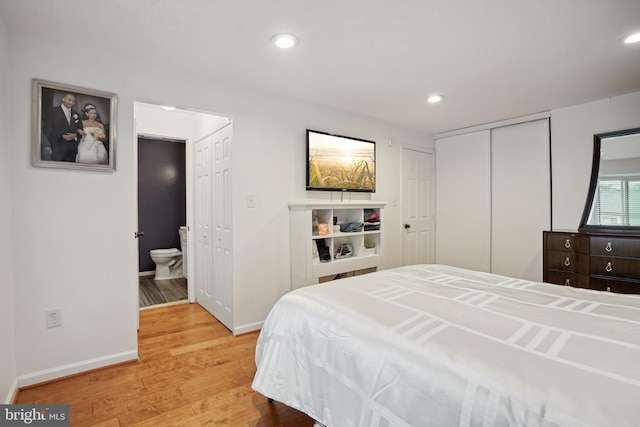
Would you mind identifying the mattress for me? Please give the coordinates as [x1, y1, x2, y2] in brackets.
[251, 264, 640, 427]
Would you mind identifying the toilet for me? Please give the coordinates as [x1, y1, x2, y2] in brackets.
[150, 226, 188, 280]
[179, 226, 188, 280]
[149, 248, 183, 280]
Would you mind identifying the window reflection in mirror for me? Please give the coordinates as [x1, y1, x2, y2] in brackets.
[580, 128, 640, 233]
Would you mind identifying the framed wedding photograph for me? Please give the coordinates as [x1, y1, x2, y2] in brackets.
[32, 79, 117, 171]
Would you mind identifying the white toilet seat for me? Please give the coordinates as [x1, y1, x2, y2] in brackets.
[150, 248, 181, 256]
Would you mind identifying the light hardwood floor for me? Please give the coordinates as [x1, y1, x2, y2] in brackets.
[16, 303, 315, 426]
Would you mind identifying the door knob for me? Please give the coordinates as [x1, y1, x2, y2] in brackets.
[404, 224, 411, 229]
[135, 231, 145, 238]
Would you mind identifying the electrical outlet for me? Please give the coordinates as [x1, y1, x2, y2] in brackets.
[46, 309, 62, 328]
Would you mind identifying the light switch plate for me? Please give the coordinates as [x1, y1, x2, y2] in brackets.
[247, 193, 256, 208]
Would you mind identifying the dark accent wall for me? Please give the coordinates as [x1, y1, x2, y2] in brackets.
[138, 137, 186, 272]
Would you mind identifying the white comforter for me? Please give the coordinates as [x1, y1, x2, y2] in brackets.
[252, 264, 640, 427]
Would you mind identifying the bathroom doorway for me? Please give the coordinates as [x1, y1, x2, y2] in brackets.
[137, 135, 188, 308]
[133, 102, 233, 317]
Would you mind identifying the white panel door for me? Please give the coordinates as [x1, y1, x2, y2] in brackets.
[435, 130, 491, 271]
[211, 124, 233, 330]
[194, 124, 234, 332]
[491, 119, 550, 281]
[194, 135, 214, 316]
[402, 148, 435, 265]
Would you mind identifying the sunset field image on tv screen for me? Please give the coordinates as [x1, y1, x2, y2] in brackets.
[306, 129, 376, 192]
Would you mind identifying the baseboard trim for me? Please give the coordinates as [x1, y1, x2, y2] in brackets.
[233, 321, 263, 336]
[3, 379, 19, 404]
[17, 350, 139, 388]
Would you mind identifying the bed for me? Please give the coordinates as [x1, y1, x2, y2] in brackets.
[251, 264, 640, 427]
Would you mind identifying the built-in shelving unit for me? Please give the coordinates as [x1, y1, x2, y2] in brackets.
[289, 201, 386, 288]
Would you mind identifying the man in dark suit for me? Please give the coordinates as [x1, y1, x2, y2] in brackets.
[43, 92, 83, 162]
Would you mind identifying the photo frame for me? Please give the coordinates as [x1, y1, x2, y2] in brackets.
[32, 79, 117, 171]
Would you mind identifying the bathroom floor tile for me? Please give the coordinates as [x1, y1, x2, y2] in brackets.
[139, 276, 187, 307]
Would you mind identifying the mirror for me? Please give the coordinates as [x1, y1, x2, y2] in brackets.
[579, 127, 640, 234]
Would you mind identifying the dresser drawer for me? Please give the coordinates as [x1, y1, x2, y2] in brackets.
[545, 250, 589, 273]
[545, 232, 589, 253]
[589, 276, 640, 294]
[590, 256, 640, 280]
[543, 231, 640, 295]
[544, 270, 590, 289]
[590, 236, 640, 257]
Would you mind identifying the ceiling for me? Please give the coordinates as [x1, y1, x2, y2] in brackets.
[1, 0, 639, 134]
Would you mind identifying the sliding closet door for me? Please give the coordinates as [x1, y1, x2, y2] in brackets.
[491, 119, 550, 281]
[435, 130, 491, 271]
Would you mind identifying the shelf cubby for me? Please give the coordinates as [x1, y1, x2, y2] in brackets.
[290, 201, 386, 288]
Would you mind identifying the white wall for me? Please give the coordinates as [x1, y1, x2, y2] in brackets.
[226, 95, 432, 332]
[7, 31, 431, 385]
[550, 91, 640, 230]
[134, 103, 230, 141]
[0, 12, 18, 403]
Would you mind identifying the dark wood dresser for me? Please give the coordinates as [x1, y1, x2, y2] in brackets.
[543, 230, 640, 294]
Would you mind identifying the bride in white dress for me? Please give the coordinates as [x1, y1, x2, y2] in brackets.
[76, 104, 108, 164]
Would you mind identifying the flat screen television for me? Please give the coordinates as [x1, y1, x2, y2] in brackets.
[306, 129, 376, 192]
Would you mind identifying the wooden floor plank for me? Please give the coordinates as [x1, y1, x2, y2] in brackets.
[15, 303, 315, 426]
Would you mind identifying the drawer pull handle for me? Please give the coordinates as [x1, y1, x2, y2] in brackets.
[564, 257, 571, 267]
[564, 279, 571, 286]
[605, 262, 613, 272]
[564, 239, 571, 249]
[605, 242, 612, 252]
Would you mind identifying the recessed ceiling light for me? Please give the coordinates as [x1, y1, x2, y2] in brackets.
[426, 95, 444, 104]
[622, 32, 640, 44]
[272, 33, 299, 49]
[160, 105, 176, 111]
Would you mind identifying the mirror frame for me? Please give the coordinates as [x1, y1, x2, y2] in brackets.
[578, 127, 640, 234]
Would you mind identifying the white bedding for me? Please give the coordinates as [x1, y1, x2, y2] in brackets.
[251, 264, 640, 427]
